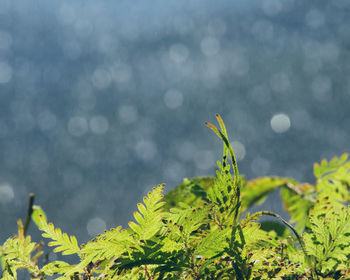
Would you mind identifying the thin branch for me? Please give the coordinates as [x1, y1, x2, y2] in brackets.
[144, 264, 152, 280]
[251, 210, 307, 256]
[23, 193, 35, 236]
[282, 182, 315, 203]
[42, 249, 52, 267]
[284, 182, 303, 195]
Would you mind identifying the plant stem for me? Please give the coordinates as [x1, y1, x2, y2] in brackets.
[144, 264, 152, 280]
[23, 193, 35, 236]
[252, 210, 307, 256]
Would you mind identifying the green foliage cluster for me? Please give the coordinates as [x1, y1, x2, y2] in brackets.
[1, 115, 350, 279]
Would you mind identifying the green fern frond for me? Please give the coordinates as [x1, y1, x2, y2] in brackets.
[281, 183, 315, 232]
[38, 214, 80, 256]
[206, 163, 241, 230]
[3, 115, 350, 279]
[41, 260, 73, 276]
[207, 161, 234, 206]
[0, 270, 16, 280]
[317, 168, 350, 202]
[194, 227, 230, 258]
[303, 195, 350, 275]
[160, 236, 184, 253]
[163, 177, 214, 210]
[0, 228, 42, 278]
[205, 114, 239, 185]
[244, 222, 274, 246]
[61, 258, 93, 279]
[314, 153, 350, 202]
[314, 153, 349, 179]
[205, 114, 242, 229]
[241, 176, 299, 212]
[128, 184, 166, 241]
[248, 247, 299, 280]
[164, 203, 209, 241]
[81, 225, 135, 262]
[31, 205, 47, 229]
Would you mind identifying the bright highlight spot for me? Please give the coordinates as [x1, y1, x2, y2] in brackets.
[169, 43, 189, 64]
[231, 53, 250, 76]
[270, 72, 290, 93]
[164, 89, 183, 109]
[68, 116, 88, 137]
[195, 150, 214, 170]
[270, 113, 291, 133]
[118, 105, 138, 124]
[135, 140, 157, 161]
[201, 36, 220, 56]
[37, 110, 57, 131]
[0, 184, 14, 204]
[231, 141, 246, 161]
[262, 0, 283, 16]
[311, 75, 332, 102]
[92, 68, 112, 90]
[89, 115, 109, 135]
[251, 157, 271, 176]
[87, 217, 106, 237]
[251, 20, 274, 41]
[111, 62, 132, 84]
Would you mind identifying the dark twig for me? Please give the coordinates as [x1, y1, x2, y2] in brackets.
[42, 249, 52, 267]
[23, 193, 35, 236]
[252, 210, 307, 256]
[144, 264, 152, 280]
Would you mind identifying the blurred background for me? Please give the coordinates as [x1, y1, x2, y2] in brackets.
[0, 0, 349, 248]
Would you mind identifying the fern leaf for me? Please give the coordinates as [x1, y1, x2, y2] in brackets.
[205, 115, 241, 227]
[0, 235, 41, 277]
[165, 203, 209, 238]
[163, 177, 214, 210]
[41, 261, 72, 276]
[241, 176, 299, 212]
[39, 215, 80, 256]
[205, 114, 239, 184]
[281, 183, 315, 232]
[31, 205, 47, 229]
[160, 236, 183, 252]
[61, 258, 92, 279]
[314, 153, 350, 202]
[194, 228, 230, 257]
[303, 195, 350, 274]
[1, 269, 17, 280]
[82, 225, 135, 262]
[241, 222, 278, 249]
[128, 184, 165, 241]
[314, 153, 348, 179]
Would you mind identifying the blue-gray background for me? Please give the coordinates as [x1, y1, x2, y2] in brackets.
[0, 0, 349, 246]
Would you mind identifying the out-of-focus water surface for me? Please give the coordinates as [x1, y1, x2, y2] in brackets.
[0, 0, 350, 244]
